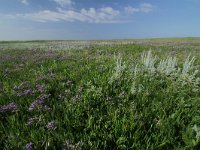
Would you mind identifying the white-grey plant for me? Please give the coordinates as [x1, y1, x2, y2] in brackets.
[130, 63, 139, 78]
[109, 54, 127, 84]
[140, 51, 198, 80]
[141, 51, 157, 73]
[157, 56, 177, 75]
[182, 55, 195, 76]
[175, 55, 200, 89]
[129, 51, 199, 94]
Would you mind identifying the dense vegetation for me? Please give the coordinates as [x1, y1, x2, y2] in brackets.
[0, 39, 200, 149]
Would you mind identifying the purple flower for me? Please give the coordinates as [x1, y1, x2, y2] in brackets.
[0, 102, 18, 113]
[13, 86, 21, 91]
[17, 89, 33, 97]
[26, 142, 34, 150]
[46, 121, 57, 130]
[27, 118, 40, 125]
[14, 81, 34, 97]
[28, 94, 50, 111]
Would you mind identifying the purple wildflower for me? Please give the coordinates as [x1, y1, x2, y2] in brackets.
[46, 121, 57, 130]
[14, 81, 34, 97]
[13, 86, 22, 91]
[0, 102, 18, 113]
[17, 89, 33, 97]
[27, 118, 40, 125]
[28, 94, 50, 111]
[26, 142, 34, 150]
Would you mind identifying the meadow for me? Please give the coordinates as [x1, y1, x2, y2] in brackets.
[0, 38, 200, 149]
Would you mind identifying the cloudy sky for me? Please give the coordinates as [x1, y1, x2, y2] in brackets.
[0, 0, 200, 40]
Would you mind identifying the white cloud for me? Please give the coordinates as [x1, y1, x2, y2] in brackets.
[53, 0, 74, 7]
[140, 3, 154, 13]
[100, 7, 120, 16]
[10, 2, 154, 23]
[125, 3, 153, 14]
[15, 7, 121, 23]
[125, 7, 140, 14]
[19, 0, 29, 5]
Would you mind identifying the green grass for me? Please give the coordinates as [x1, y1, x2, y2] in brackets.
[0, 39, 200, 149]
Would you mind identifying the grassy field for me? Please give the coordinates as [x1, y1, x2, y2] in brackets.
[0, 38, 200, 149]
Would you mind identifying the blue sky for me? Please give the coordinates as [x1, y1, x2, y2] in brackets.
[0, 0, 200, 40]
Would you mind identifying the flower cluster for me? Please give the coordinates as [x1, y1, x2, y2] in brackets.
[14, 81, 34, 97]
[26, 142, 34, 150]
[28, 94, 50, 111]
[27, 117, 41, 125]
[0, 102, 18, 113]
[46, 121, 57, 130]
[17, 89, 34, 97]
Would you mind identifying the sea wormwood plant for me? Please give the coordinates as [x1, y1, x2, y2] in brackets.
[182, 54, 195, 76]
[109, 54, 127, 84]
[129, 51, 200, 94]
[141, 50, 157, 73]
[157, 56, 177, 75]
[141, 51, 197, 78]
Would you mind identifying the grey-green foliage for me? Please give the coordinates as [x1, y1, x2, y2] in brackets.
[109, 54, 127, 84]
[157, 56, 177, 75]
[141, 50, 157, 73]
[130, 51, 200, 94]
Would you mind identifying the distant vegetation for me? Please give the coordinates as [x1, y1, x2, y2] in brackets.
[0, 39, 200, 149]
